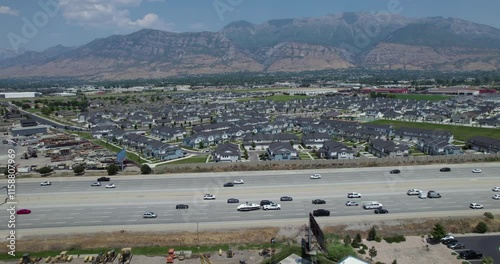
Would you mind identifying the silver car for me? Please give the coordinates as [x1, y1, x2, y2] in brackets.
[143, 212, 157, 218]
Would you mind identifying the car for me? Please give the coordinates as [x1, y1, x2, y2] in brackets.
[407, 189, 422, 195]
[427, 191, 441, 198]
[260, 200, 273, 206]
[312, 199, 326, 204]
[40, 181, 51, 186]
[345, 201, 359, 206]
[237, 202, 261, 211]
[390, 169, 401, 174]
[263, 203, 281, 210]
[105, 183, 116, 188]
[469, 203, 484, 209]
[203, 194, 216, 200]
[16, 209, 31, 214]
[374, 208, 388, 214]
[447, 242, 465, 249]
[442, 239, 458, 245]
[176, 204, 189, 209]
[441, 234, 455, 242]
[97, 177, 110, 182]
[310, 174, 322, 179]
[472, 169, 482, 173]
[90, 182, 101, 187]
[233, 179, 244, 184]
[493, 187, 500, 192]
[227, 198, 239, 203]
[312, 209, 330, 217]
[347, 192, 362, 198]
[493, 194, 500, 200]
[143, 212, 157, 218]
[280, 196, 293, 201]
[223, 182, 235, 187]
[440, 167, 451, 172]
[459, 250, 483, 260]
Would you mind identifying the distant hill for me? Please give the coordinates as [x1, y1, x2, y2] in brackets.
[1, 12, 500, 80]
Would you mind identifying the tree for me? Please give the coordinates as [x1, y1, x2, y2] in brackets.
[243, 149, 249, 160]
[37, 166, 53, 176]
[343, 235, 351, 246]
[107, 164, 119, 176]
[327, 243, 357, 262]
[368, 226, 377, 241]
[351, 233, 362, 248]
[141, 164, 152, 175]
[73, 165, 85, 175]
[199, 142, 204, 149]
[474, 222, 488, 233]
[431, 223, 447, 241]
[369, 246, 377, 258]
[392, 260, 397, 264]
[134, 124, 138, 130]
[251, 141, 256, 149]
[482, 256, 494, 264]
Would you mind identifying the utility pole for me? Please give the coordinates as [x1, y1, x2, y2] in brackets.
[270, 238, 276, 264]
[197, 222, 199, 249]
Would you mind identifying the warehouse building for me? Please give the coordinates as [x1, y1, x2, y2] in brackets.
[0, 92, 42, 98]
[11, 125, 48, 136]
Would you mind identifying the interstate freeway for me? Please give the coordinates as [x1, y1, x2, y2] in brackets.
[1, 163, 499, 236]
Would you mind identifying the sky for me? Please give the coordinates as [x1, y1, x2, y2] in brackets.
[0, 0, 499, 52]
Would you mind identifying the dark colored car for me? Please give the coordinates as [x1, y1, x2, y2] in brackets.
[312, 209, 330, 217]
[442, 239, 458, 245]
[312, 199, 326, 204]
[390, 169, 401, 174]
[459, 250, 483, 260]
[440, 167, 451, 172]
[16, 209, 31, 214]
[223, 182, 234, 187]
[427, 191, 441, 198]
[280, 196, 293, 201]
[176, 204, 189, 209]
[374, 208, 388, 214]
[227, 198, 239, 203]
[260, 200, 272, 206]
[97, 177, 110, 182]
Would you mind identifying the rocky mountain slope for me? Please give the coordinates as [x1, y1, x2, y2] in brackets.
[0, 13, 499, 80]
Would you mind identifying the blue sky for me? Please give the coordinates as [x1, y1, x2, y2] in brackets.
[0, 0, 499, 51]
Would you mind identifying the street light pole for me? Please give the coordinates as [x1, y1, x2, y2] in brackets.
[197, 222, 199, 249]
[270, 237, 276, 264]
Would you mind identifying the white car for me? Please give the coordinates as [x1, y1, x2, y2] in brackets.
[263, 203, 281, 210]
[441, 234, 454, 241]
[493, 194, 500, 200]
[472, 169, 482, 173]
[143, 212, 157, 218]
[233, 179, 244, 184]
[347, 192, 362, 198]
[91, 182, 101, 187]
[470, 203, 484, 209]
[492, 187, 500, 192]
[40, 181, 51, 186]
[105, 183, 116, 188]
[203, 194, 216, 200]
[310, 174, 321, 179]
[407, 189, 422, 196]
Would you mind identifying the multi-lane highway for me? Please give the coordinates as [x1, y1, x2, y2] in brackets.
[1, 163, 500, 235]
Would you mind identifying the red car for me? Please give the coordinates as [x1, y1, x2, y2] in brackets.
[16, 209, 31, 214]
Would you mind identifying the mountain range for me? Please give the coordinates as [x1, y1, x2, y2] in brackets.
[1, 12, 500, 81]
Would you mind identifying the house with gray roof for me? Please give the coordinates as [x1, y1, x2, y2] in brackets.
[213, 143, 241, 162]
[370, 139, 409, 157]
[466, 136, 500, 153]
[267, 142, 298, 161]
[318, 140, 355, 159]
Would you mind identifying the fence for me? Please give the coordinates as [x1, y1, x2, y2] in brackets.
[154, 153, 500, 174]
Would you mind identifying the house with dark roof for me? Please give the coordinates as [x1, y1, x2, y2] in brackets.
[267, 142, 298, 161]
[370, 139, 409, 157]
[302, 132, 331, 148]
[417, 138, 463, 156]
[213, 143, 241, 162]
[466, 136, 500, 153]
[144, 140, 183, 161]
[243, 134, 299, 151]
[317, 140, 355, 159]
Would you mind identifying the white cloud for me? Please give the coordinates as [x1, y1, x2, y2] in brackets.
[59, 0, 173, 31]
[189, 22, 207, 31]
[0, 6, 19, 16]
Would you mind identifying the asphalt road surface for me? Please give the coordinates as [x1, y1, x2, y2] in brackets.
[453, 234, 500, 263]
[1, 163, 500, 235]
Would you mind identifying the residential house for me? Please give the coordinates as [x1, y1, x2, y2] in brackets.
[144, 140, 183, 161]
[318, 140, 355, 159]
[466, 136, 500, 153]
[417, 138, 463, 155]
[213, 143, 241, 162]
[302, 132, 331, 148]
[370, 139, 409, 157]
[266, 142, 298, 161]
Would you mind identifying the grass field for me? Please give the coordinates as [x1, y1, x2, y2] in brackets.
[236, 94, 312, 102]
[393, 94, 451, 101]
[299, 152, 312, 160]
[370, 120, 500, 141]
[163, 155, 208, 165]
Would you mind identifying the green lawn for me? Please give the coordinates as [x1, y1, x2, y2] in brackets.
[299, 152, 312, 160]
[163, 155, 208, 165]
[370, 120, 500, 141]
[236, 95, 312, 102]
[393, 94, 451, 101]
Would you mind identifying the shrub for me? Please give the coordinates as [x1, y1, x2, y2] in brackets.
[369, 246, 377, 258]
[383, 235, 406, 243]
[368, 226, 377, 241]
[37, 166, 53, 176]
[357, 249, 366, 254]
[374, 236, 382, 242]
[362, 244, 368, 250]
[107, 164, 119, 176]
[326, 244, 357, 262]
[73, 165, 85, 175]
[140, 164, 152, 174]
[474, 222, 488, 233]
[484, 212, 494, 220]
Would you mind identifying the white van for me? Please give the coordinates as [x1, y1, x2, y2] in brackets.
[419, 191, 427, 199]
[363, 202, 383, 209]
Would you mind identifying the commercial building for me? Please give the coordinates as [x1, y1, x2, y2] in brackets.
[11, 125, 48, 137]
[0, 92, 42, 98]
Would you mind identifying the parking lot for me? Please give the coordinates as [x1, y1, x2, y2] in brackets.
[449, 234, 500, 263]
